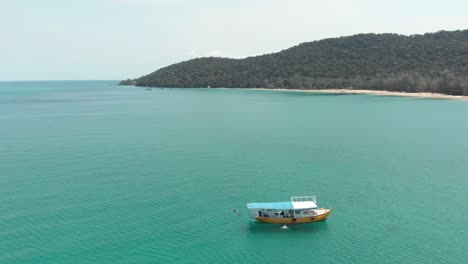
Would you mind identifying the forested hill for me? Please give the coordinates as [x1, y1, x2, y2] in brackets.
[121, 30, 468, 95]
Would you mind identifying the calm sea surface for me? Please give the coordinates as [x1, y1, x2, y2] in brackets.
[1, 81, 467, 263]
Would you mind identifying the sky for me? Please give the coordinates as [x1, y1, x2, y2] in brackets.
[1, 0, 467, 81]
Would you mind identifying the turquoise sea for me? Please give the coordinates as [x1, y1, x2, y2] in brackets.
[1, 81, 468, 263]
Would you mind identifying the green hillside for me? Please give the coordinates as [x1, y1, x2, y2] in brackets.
[121, 30, 468, 95]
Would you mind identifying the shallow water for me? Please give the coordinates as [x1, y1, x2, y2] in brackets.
[1, 81, 467, 263]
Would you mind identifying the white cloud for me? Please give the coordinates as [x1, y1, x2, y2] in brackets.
[186, 49, 248, 59]
[108, 0, 189, 7]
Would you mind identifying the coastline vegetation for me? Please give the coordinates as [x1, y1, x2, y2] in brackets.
[121, 30, 468, 96]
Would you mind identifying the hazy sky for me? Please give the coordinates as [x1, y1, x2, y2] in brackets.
[1, 0, 467, 81]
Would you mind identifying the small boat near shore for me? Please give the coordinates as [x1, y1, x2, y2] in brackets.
[246, 195, 332, 224]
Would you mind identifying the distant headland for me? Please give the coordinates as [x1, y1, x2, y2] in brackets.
[121, 30, 468, 97]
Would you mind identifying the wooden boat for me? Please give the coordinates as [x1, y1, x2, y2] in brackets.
[246, 195, 332, 224]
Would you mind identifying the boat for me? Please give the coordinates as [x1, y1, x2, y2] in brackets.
[246, 195, 332, 224]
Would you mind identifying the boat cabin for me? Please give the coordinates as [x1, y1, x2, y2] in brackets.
[247, 196, 319, 220]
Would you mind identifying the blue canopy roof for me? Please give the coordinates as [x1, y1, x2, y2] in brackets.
[247, 201, 293, 210]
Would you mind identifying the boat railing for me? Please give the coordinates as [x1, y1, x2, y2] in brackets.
[290, 195, 316, 204]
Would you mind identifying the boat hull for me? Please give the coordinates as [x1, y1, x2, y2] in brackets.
[255, 208, 332, 224]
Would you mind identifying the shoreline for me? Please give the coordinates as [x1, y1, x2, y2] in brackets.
[247, 88, 468, 101]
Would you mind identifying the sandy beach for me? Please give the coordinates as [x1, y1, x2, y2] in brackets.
[249, 88, 468, 101]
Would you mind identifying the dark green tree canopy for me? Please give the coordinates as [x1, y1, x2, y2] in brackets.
[121, 30, 468, 96]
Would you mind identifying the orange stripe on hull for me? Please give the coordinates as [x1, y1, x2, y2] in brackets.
[256, 209, 332, 224]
